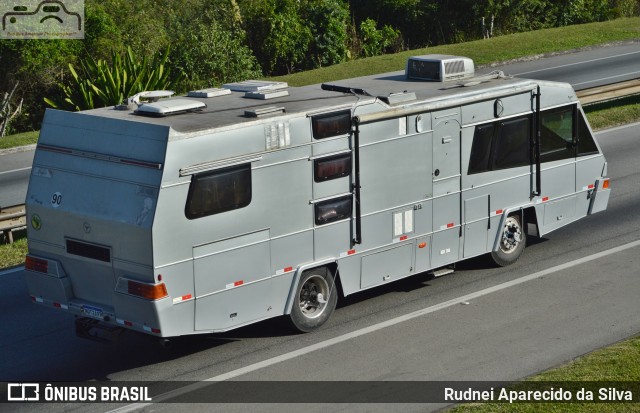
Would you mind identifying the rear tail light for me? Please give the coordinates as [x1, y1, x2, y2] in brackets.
[127, 280, 168, 300]
[602, 178, 610, 189]
[25, 256, 48, 274]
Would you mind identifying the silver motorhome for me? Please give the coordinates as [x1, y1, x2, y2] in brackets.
[24, 55, 610, 339]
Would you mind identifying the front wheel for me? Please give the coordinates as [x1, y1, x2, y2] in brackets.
[491, 214, 526, 267]
[289, 267, 338, 333]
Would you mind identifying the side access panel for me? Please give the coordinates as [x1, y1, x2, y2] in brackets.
[360, 243, 414, 290]
[194, 229, 273, 331]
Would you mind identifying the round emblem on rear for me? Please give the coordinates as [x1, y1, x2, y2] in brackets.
[31, 214, 42, 231]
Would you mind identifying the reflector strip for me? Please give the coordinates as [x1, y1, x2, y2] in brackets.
[340, 249, 357, 258]
[124, 321, 133, 327]
[275, 267, 294, 276]
[440, 223, 455, 230]
[543, 197, 549, 202]
[603, 179, 610, 189]
[151, 328, 161, 334]
[400, 235, 408, 241]
[495, 209, 503, 215]
[226, 280, 245, 289]
[418, 242, 427, 249]
[172, 294, 193, 305]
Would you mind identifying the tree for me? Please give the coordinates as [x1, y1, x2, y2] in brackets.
[302, 0, 351, 67]
[238, 0, 312, 75]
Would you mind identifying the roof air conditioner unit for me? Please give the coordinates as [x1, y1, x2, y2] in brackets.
[406, 55, 475, 82]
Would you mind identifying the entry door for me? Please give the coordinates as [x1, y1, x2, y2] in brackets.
[431, 112, 461, 268]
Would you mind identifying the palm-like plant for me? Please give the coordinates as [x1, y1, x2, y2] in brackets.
[45, 47, 183, 111]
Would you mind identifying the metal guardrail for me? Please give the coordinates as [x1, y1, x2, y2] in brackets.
[576, 79, 640, 105]
[0, 205, 26, 244]
[0, 81, 637, 244]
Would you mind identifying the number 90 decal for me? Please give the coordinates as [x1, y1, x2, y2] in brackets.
[51, 192, 62, 208]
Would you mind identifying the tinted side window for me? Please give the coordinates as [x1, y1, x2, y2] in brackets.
[315, 195, 352, 225]
[492, 117, 530, 170]
[577, 111, 599, 156]
[540, 108, 575, 162]
[314, 153, 352, 182]
[468, 123, 495, 174]
[312, 111, 351, 139]
[185, 164, 252, 219]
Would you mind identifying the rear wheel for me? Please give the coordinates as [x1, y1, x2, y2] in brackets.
[491, 214, 526, 267]
[289, 267, 338, 333]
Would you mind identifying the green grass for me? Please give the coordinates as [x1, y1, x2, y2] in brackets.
[274, 17, 640, 87]
[449, 336, 640, 412]
[0, 231, 27, 269]
[584, 94, 640, 130]
[0, 130, 39, 150]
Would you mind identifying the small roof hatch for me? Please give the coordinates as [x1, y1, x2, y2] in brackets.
[188, 88, 232, 98]
[134, 99, 206, 117]
[223, 80, 288, 92]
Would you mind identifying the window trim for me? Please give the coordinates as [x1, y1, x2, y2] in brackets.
[311, 110, 352, 140]
[184, 163, 252, 220]
[313, 152, 352, 182]
[314, 195, 353, 226]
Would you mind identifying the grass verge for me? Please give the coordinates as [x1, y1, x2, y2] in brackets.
[275, 17, 640, 87]
[583, 94, 640, 130]
[448, 335, 640, 412]
[0, 230, 27, 269]
[0, 130, 39, 150]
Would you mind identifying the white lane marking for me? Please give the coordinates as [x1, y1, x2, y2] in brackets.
[0, 166, 31, 176]
[109, 239, 640, 412]
[573, 70, 640, 87]
[513, 50, 640, 76]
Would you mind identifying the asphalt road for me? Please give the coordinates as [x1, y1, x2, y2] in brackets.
[1, 123, 638, 413]
[480, 41, 640, 89]
[0, 148, 34, 209]
[0, 41, 639, 209]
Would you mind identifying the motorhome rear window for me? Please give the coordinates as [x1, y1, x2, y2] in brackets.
[314, 153, 352, 182]
[312, 111, 351, 139]
[185, 164, 252, 219]
[315, 195, 353, 225]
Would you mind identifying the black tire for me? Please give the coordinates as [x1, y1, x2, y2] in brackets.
[289, 267, 338, 333]
[491, 214, 526, 267]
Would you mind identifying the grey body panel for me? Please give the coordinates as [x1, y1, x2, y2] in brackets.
[24, 66, 609, 337]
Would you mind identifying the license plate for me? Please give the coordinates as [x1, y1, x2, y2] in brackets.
[81, 305, 103, 319]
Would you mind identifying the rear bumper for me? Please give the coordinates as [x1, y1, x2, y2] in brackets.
[24, 267, 171, 337]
